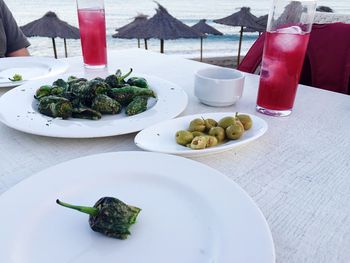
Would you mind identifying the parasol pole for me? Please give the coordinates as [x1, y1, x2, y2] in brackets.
[137, 39, 140, 48]
[52, 38, 57, 59]
[200, 37, 203, 62]
[237, 26, 243, 67]
[64, 38, 68, 57]
[160, 39, 164, 53]
[144, 39, 148, 50]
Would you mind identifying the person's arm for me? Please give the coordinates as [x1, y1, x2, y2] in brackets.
[0, 0, 30, 56]
[7, 47, 29, 57]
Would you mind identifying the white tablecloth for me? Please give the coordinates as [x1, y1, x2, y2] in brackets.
[1, 49, 350, 263]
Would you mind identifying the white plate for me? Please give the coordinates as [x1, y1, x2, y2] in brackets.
[135, 112, 268, 157]
[0, 73, 188, 138]
[0, 56, 69, 88]
[0, 151, 275, 263]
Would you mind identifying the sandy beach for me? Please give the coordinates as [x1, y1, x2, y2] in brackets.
[191, 55, 243, 69]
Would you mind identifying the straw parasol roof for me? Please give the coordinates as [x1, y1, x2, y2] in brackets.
[113, 14, 149, 48]
[316, 6, 334, 13]
[116, 14, 149, 33]
[116, 2, 202, 53]
[191, 19, 223, 61]
[214, 7, 260, 66]
[191, 19, 223, 36]
[21, 11, 80, 58]
[244, 14, 268, 33]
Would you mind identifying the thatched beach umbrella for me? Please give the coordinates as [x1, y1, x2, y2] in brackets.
[191, 19, 223, 61]
[21, 11, 80, 58]
[244, 15, 268, 33]
[316, 6, 334, 13]
[140, 3, 202, 53]
[113, 14, 149, 49]
[214, 7, 260, 66]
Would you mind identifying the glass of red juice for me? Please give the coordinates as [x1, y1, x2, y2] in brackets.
[76, 0, 107, 68]
[256, 0, 317, 117]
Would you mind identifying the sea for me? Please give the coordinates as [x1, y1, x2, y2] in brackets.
[6, 0, 350, 59]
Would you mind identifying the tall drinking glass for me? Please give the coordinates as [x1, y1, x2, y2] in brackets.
[256, 0, 317, 117]
[76, 0, 107, 68]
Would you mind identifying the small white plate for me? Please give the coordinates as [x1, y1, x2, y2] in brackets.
[0, 151, 275, 263]
[135, 112, 268, 157]
[0, 73, 188, 138]
[0, 56, 69, 88]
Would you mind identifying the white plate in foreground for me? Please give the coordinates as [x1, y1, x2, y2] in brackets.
[0, 152, 275, 263]
[0, 56, 69, 88]
[0, 73, 188, 138]
[135, 112, 268, 157]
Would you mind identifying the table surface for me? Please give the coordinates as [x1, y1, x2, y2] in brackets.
[1, 49, 350, 263]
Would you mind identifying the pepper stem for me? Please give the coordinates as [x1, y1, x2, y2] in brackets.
[119, 68, 133, 82]
[56, 199, 99, 216]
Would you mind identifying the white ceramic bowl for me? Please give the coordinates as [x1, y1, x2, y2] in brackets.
[194, 67, 245, 107]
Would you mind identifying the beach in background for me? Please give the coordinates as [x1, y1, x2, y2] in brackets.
[6, 0, 350, 61]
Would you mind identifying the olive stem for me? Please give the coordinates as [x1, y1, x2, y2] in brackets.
[56, 199, 98, 216]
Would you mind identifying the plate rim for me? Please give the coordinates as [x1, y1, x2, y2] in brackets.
[0, 56, 69, 88]
[134, 112, 268, 157]
[0, 151, 276, 263]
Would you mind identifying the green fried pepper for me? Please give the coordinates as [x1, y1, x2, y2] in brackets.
[105, 68, 133, 88]
[72, 107, 102, 120]
[35, 85, 53, 99]
[56, 197, 141, 239]
[108, 86, 155, 105]
[71, 79, 109, 106]
[92, 94, 121, 114]
[125, 96, 148, 116]
[127, 77, 148, 89]
[52, 78, 68, 89]
[38, 96, 73, 119]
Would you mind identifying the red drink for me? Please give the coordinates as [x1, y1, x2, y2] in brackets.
[257, 27, 310, 115]
[257, 30, 310, 114]
[78, 8, 107, 68]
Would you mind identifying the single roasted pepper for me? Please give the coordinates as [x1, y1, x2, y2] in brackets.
[125, 96, 149, 116]
[108, 86, 155, 105]
[56, 197, 141, 239]
[127, 77, 149, 89]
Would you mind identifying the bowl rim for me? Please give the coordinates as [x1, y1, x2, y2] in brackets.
[195, 67, 245, 82]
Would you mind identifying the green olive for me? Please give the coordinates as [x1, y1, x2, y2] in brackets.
[190, 136, 208, 150]
[226, 123, 244, 140]
[218, 116, 236, 129]
[191, 131, 206, 137]
[236, 113, 253, 130]
[188, 118, 206, 132]
[176, 130, 194, 146]
[204, 118, 218, 131]
[208, 127, 226, 142]
[205, 135, 218, 147]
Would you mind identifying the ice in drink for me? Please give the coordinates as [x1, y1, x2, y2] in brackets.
[257, 26, 310, 114]
[78, 8, 107, 68]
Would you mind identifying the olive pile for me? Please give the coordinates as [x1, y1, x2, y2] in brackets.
[175, 113, 253, 150]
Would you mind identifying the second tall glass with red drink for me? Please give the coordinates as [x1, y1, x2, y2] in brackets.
[256, 0, 317, 116]
[76, 0, 107, 68]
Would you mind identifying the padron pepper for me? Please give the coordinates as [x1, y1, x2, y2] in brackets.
[72, 107, 102, 120]
[127, 77, 149, 89]
[108, 86, 155, 105]
[56, 197, 141, 239]
[125, 96, 149, 116]
[105, 68, 133, 88]
[38, 96, 73, 119]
